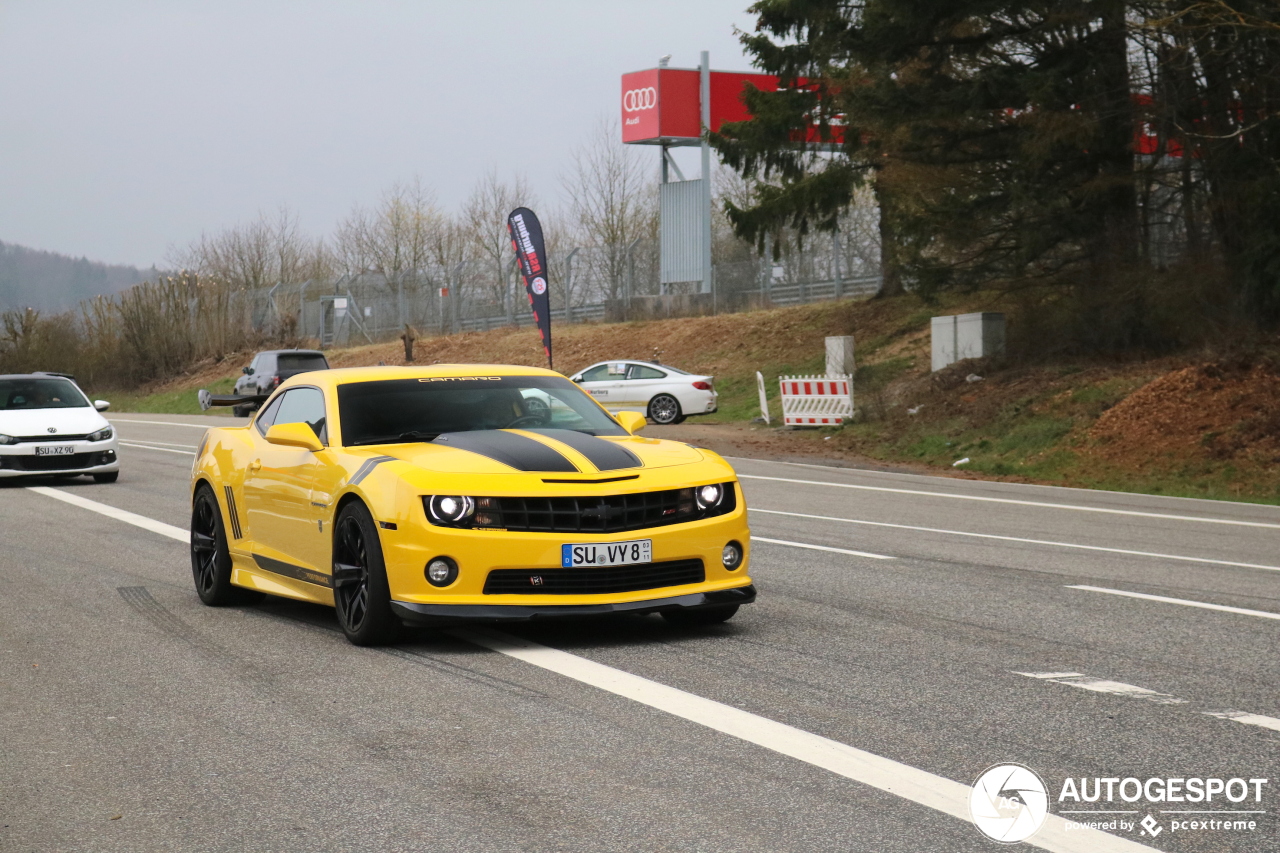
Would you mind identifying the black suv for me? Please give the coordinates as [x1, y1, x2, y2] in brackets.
[232, 350, 330, 416]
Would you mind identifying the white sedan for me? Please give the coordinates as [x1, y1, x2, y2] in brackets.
[0, 373, 120, 482]
[569, 361, 717, 425]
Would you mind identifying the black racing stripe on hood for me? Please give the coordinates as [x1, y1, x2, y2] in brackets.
[532, 429, 642, 471]
[434, 430, 578, 472]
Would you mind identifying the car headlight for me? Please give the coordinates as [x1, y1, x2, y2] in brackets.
[425, 495, 475, 525]
[0, 434, 16, 445]
[88, 427, 114, 442]
[695, 483, 724, 509]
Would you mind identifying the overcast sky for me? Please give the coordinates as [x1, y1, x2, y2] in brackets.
[0, 1, 758, 268]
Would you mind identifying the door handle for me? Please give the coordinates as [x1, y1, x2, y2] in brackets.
[249, 459, 262, 472]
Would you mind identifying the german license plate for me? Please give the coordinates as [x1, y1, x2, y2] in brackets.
[35, 445, 74, 456]
[561, 539, 652, 568]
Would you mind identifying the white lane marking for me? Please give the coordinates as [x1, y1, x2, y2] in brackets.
[1202, 710, 1280, 733]
[752, 536, 894, 560]
[458, 629, 1155, 853]
[119, 442, 196, 456]
[110, 418, 237, 428]
[748, 507, 1280, 573]
[118, 438, 198, 449]
[1067, 585, 1280, 621]
[26, 487, 187, 542]
[1015, 672, 1187, 705]
[738, 474, 1280, 530]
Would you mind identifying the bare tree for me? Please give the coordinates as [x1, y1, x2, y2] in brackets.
[561, 119, 656, 302]
[169, 206, 328, 290]
[461, 170, 536, 312]
[333, 178, 442, 283]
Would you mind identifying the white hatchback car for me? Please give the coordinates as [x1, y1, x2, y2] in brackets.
[569, 361, 717, 425]
[0, 373, 120, 482]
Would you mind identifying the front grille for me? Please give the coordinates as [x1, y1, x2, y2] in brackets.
[448, 485, 736, 534]
[483, 559, 705, 595]
[1, 452, 99, 471]
[14, 434, 90, 443]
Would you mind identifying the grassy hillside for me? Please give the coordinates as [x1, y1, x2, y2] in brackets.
[93, 295, 1280, 505]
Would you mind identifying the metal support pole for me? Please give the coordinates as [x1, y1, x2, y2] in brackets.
[451, 261, 465, 334]
[505, 258, 516, 325]
[397, 272, 406, 328]
[833, 225, 843, 300]
[564, 248, 580, 325]
[625, 237, 639, 321]
[299, 279, 310, 336]
[699, 50, 713, 296]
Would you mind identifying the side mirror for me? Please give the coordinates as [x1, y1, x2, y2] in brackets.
[264, 422, 324, 452]
[93, 400, 110, 412]
[242, 366, 253, 375]
[616, 411, 647, 435]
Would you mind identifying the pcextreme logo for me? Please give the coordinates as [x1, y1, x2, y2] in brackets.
[969, 764, 1050, 843]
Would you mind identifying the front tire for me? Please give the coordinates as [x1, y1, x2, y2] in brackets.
[648, 394, 683, 425]
[662, 604, 739, 627]
[93, 471, 119, 483]
[190, 485, 263, 606]
[332, 502, 401, 646]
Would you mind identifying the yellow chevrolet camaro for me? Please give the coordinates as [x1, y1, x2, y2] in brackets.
[191, 365, 754, 645]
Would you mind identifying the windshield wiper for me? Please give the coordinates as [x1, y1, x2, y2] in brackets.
[350, 430, 440, 446]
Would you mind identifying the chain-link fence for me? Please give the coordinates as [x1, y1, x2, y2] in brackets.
[245, 238, 882, 349]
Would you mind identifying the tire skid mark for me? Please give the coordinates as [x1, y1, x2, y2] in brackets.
[115, 586, 272, 682]
[381, 646, 552, 701]
[251, 603, 550, 699]
[117, 586, 198, 639]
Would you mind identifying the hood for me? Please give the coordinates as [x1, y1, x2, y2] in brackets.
[0, 407, 109, 438]
[367, 429, 705, 475]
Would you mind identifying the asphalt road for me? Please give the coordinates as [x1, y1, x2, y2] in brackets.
[2, 414, 1276, 853]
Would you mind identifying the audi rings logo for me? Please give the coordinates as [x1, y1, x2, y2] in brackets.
[623, 87, 657, 112]
[969, 764, 1049, 843]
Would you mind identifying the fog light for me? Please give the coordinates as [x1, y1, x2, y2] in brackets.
[425, 557, 458, 587]
[696, 484, 723, 509]
[722, 541, 743, 570]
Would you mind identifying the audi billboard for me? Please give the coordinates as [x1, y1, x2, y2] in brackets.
[621, 66, 844, 146]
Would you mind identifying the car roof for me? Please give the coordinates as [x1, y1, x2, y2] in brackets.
[0, 373, 80, 381]
[278, 363, 563, 390]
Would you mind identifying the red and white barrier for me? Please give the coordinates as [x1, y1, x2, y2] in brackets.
[779, 374, 854, 425]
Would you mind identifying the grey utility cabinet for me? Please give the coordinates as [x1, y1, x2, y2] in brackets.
[931, 312, 1006, 372]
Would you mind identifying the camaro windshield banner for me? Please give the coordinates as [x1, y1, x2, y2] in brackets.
[507, 207, 553, 369]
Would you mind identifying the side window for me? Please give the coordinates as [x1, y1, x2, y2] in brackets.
[578, 364, 612, 382]
[271, 387, 327, 443]
[254, 394, 284, 435]
[628, 365, 666, 380]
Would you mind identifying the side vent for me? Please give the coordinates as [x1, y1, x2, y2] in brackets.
[223, 485, 244, 539]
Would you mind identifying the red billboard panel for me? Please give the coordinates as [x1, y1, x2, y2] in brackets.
[621, 67, 842, 145]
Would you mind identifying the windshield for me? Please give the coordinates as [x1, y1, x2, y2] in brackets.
[337, 376, 627, 446]
[277, 353, 329, 372]
[0, 378, 90, 410]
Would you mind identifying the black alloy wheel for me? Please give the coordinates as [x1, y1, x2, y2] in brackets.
[661, 604, 739, 627]
[332, 502, 401, 646]
[190, 485, 262, 606]
[647, 393, 683, 425]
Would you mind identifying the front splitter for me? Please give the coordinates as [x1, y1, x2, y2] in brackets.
[390, 584, 756, 626]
